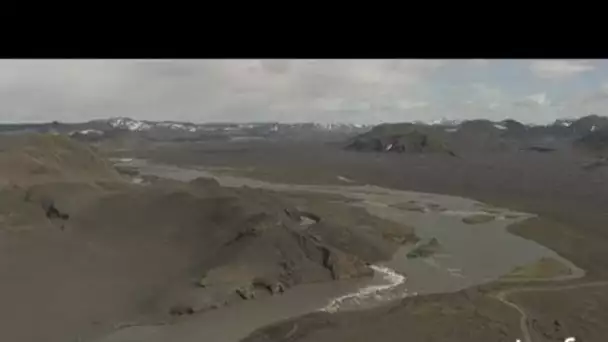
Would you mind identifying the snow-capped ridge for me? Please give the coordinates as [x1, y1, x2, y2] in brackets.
[69, 129, 103, 136]
[107, 117, 200, 132]
[107, 117, 152, 131]
[554, 118, 575, 127]
[157, 121, 197, 132]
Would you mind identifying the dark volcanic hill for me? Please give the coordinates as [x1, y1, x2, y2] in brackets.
[449, 119, 509, 153]
[345, 114, 608, 156]
[345, 123, 455, 156]
[569, 114, 608, 134]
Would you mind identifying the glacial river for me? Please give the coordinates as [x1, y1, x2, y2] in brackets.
[92, 159, 584, 342]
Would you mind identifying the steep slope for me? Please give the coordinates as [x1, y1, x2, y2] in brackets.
[0, 136, 402, 342]
[1, 179, 387, 342]
[0, 134, 120, 185]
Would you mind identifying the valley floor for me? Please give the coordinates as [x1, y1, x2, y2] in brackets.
[121, 140, 608, 342]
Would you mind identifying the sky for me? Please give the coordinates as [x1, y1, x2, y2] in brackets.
[1, 59, 607, 125]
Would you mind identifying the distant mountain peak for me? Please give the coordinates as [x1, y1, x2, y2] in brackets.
[430, 118, 462, 126]
[107, 117, 151, 131]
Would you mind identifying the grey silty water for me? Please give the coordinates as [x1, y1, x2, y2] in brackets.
[120, 158, 586, 295]
[360, 204, 583, 296]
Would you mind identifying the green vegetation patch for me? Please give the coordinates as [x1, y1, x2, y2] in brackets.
[407, 238, 441, 259]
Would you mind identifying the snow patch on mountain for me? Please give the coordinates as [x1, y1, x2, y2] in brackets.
[157, 122, 197, 132]
[554, 119, 575, 127]
[106, 118, 202, 132]
[69, 129, 104, 136]
[431, 118, 462, 126]
[108, 117, 152, 131]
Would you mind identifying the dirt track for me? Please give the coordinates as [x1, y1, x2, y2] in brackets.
[494, 281, 608, 342]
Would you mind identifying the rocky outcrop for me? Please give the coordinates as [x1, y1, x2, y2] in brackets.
[169, 304, 195, 316]
[252, 277, 286, 295]
[284, 208, 321, 226]
[236, 285, 256, 300]
[44, 202, 69, 220]
[196, 206, 375, 311]
[323, 247, 374, 280]
[23, 191, 69, 221]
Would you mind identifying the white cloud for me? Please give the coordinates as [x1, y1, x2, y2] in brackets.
[511, 93, 552, 111]
[395, 100, 428, 110]
[529, 60, 595, 79]
[0, 59, 605, 125]
[470, 83, 504, 103]
[0, 59, 450, 123]
[527, 92, 550, 106]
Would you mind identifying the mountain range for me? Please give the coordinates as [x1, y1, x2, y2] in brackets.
[1, 115, 608, 155]
[0, 117, 371, 142]
[346, 115, 608, 156]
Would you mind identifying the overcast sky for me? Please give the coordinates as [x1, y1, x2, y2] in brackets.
[1, 59, 606, 124]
